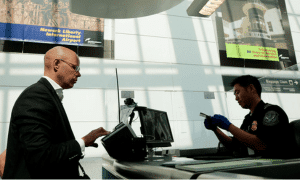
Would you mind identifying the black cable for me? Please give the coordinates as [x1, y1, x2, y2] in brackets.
[129, 112, 135, 125]
[116, 68, 120, 123]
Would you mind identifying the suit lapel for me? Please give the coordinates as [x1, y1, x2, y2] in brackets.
[38, 78, 76, 140]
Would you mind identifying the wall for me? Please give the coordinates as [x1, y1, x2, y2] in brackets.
[0, 0, 300, 158]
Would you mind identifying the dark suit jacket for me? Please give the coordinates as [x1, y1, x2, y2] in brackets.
[3, 77, 82, 179]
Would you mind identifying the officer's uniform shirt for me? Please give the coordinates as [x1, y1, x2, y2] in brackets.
[232, 100, 296, 158]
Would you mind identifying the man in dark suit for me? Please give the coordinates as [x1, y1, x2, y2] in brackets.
[2, 46, 110, 179]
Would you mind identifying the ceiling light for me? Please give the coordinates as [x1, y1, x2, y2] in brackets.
[205, 3, 220, 10]
[209, 0, 226, 5]
[199, 10, 213, 16]
[187, 0, 226, 18]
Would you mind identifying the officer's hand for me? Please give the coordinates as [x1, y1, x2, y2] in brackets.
[204, 117, 217, 130]
[211, 114, 232, 130]
[82, 127, 111, 147]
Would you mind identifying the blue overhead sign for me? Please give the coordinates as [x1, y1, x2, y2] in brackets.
[0, 23, 24, 41]
[0, 23, 84, 45]
[0, 0, 103, 47]
[25, 25, 84, 45]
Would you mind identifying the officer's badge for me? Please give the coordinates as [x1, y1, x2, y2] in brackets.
[251, 120, 258, 131]
[263, 111, 279, 126]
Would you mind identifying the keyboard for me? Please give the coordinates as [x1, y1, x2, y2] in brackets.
[176, 159, 273, 172]
[193, 155, 236, 160]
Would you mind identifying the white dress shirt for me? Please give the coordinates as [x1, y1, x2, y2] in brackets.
[42, 76, 85, 156]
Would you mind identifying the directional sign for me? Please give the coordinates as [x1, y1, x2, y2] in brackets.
[259, 78, 300, 93]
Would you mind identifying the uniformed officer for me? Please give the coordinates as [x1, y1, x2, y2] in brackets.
[204, 75, 296, 158]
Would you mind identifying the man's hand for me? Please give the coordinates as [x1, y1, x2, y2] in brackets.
[0, 149, 6, 178]
[204, 117, 217, 130]
[211, 114, 232, 130]
[82, 127, 110, 147]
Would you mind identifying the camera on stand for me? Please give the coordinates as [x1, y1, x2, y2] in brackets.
[121, 91, 139, 125]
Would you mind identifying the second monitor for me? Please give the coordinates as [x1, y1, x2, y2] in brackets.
[138, 108, 174, 148]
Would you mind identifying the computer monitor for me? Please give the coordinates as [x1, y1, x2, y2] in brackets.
[138, 108, 174, 148]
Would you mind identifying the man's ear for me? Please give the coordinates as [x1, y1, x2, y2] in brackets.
[53, 59, 59, 72]
[248, 84, 257, 94]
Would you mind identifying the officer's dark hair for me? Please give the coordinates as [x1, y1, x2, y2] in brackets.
[230, 75, 262, 98]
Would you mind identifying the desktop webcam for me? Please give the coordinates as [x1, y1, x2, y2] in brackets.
[121, 91, 137, 106]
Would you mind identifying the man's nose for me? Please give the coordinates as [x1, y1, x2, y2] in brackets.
[75, 71, 81, 77]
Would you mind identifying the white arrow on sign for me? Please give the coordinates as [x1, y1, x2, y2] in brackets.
[295, 81, 299, 85]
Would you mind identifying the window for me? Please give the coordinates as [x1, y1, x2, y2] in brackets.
[268, 22, 274, 32]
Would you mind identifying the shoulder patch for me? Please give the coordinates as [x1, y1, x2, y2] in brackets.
[263, 110, 280, 126]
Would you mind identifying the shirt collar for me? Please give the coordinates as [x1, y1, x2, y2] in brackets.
[250, 100, 265, 117]
[42, 76, 64, 101]
[42, 76, 63, 91]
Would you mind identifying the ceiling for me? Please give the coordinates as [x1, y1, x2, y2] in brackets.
[70, 0, 184, 19]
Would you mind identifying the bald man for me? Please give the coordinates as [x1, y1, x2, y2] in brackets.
[2, 46, 110, 179]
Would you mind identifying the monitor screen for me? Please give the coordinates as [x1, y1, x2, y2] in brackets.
[138, 108, 174, 148]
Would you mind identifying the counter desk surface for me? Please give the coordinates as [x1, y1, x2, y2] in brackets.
[102, 153, 300, 179]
